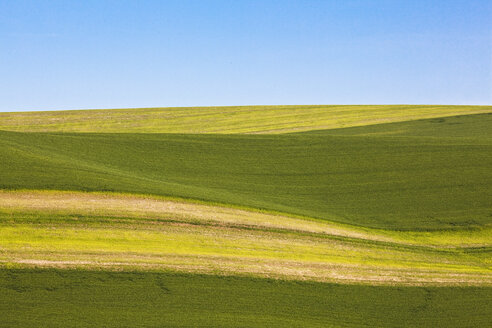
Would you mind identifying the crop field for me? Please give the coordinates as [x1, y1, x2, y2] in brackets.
[1, 104, 490, 133]
[2, 269, 491, 328]
[0, 105, 492, 327]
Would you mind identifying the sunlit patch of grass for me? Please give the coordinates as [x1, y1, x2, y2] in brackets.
[0, 105, 491, 133]
[2, 115, 492, 230]
[0, 191, 491, 285]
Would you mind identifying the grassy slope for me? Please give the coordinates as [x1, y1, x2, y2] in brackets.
[2, 191, 490, 285]
[1, 269, 491, 328]
[1, 113, 491, 230]
[1, 108, 492, 327]
[301, 112, 492, 138]
[3, 190, 489, 247]
[0, 105, 491, 133]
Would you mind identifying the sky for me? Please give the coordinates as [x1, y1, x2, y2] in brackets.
[0, 0, 491, 112]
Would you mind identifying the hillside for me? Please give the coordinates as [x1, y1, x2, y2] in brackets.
[1, 112, 491, 230]
[0, 104, 491, 133]
[1, 106, 491, 327]
[2, 269, 491, 328]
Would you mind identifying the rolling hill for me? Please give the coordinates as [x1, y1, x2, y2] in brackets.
[0, 104, 490, 133]
[0, 105, 491, 327]
[1, 112, 491, 230]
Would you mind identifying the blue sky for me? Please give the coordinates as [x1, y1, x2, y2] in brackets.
[1, 0, 491, 111]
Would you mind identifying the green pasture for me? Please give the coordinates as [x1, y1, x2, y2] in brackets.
[1, 269, 491, 328]
[302, 111, 492, 139]
[1, 113, 491, 230]
[1, 106, 492, 327]
[1, 199, 490, 285]
[0, 104, 490, 133]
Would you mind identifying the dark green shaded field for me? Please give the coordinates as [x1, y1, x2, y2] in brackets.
[303, 112, 492, 139]
[1, 114, 491, 230]
[1, 109, 492, 327]
[1, 269, 491, 328]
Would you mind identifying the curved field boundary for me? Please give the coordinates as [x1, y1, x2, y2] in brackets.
[1, 105, 491, 134]
[1, 190, 491, 247]
[1, 190, 491, 286]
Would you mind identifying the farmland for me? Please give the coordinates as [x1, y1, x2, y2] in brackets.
[1, 104, 490, 134]
[0, 105, 491, 327]
[2, 269, 491, 328]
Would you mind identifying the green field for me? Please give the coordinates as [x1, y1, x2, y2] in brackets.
[1, 190, 490, 286]
[1, 105, 491, 327]
[1, 104, 490, 133]
[1, 269, 491, 328]
[1, 112, 491, 230]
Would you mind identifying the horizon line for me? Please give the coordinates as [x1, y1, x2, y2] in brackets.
[2, 103, 492, 114]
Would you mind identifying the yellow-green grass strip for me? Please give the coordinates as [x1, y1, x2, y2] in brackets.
[1, 190, 491, 247]
[1, 223, 490, 286]
[1, 105, 491, 134]
[0, 190, 491, 285]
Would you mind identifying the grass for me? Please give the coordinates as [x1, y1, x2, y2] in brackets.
[301, 111, 492, 139]
[1, 269, 491, 328]
[1, 191, 490, 285]
[0, 104, 491, 133]
[1, 106, 492, 326]
[1, 113, 491, 230]
[2, 190, 490, 247]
